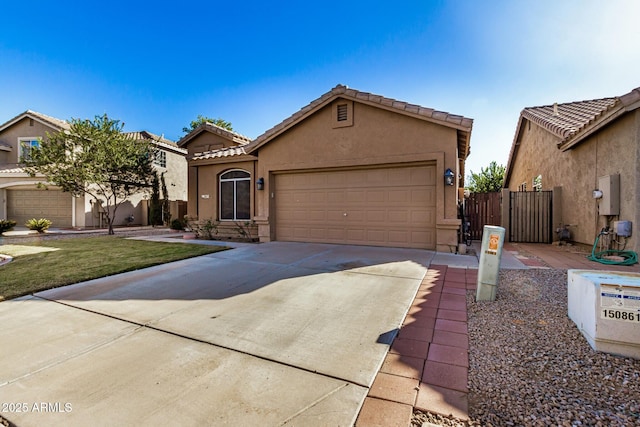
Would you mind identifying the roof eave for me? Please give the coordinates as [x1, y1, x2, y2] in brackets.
[0, 111, 67, 134]
[503, 114, 528, 188]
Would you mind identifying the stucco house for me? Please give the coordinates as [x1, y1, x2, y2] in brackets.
[0, 110, 188, 228]
[504, 86, 640, 252]
[179, 85, 473, 251]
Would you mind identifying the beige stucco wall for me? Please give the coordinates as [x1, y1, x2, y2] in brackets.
[158, 149, 188, 202]
[188, 160, 257, 222]
[0, 117, 56, 165]
[254, 99, 462, 251]
[507, 111, 639, 251]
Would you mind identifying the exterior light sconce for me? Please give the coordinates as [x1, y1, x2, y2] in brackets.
[444, 168, 455, 186]
[256, 177, 264, 191]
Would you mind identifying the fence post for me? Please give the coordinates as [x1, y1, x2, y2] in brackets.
[501, 189, 510, 242]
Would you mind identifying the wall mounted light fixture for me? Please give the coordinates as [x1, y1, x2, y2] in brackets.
[444, 168, 455, 186]
[256, 177, 264, 191]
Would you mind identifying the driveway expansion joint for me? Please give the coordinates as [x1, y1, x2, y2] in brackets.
[33, 293, 374, 389]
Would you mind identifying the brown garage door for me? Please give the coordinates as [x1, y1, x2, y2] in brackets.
[7, 189, 72, 228]
[275, 165, 436, 249]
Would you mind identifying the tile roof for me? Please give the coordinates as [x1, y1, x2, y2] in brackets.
[126, 130, 175, 145]
[26, 110, 71, 130]
[521, 98, 619, 143]
[0, 164, 26, 174]
[190, 144, 250, 161]
[246, 84, 473, 159]
[504, 85, 640, 186]
[177, 122, 252, 148]
[125, 130, 187, 154]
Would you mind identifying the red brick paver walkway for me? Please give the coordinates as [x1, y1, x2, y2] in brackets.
[506, 242, 640, 273]
[356, 265, 476, 426]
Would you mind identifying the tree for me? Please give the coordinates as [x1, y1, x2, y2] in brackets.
[149, 172, 162, 226]
[182, 115, 233, 133]
[25, 114, 156, 235]
[148, 171, 171, 226]
[466, 161, 505, 193]
[160, 172, 170, 225]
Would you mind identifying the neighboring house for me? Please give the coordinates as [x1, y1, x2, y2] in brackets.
[124, 131, 189, 224]
[0, 110, 187, 228]
[504, 86, 640, 252]
[179, 84, 473, 251]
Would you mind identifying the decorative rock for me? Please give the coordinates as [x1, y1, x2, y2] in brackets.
[412, 269, 640, 426]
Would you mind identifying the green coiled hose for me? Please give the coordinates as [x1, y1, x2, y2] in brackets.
[587, 232, 638, 266]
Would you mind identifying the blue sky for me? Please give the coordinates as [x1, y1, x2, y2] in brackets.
[1, 0, 639, 176]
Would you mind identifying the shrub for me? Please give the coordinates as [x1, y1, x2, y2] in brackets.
[170, 218, 185, 231]
[0, 219, 17, 233]
[234, 220, 256, 241]
[186, 217, 219, 239]
[25, 218, 52, 233]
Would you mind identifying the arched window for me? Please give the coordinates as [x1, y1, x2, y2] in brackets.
[219, 170, 250, 220]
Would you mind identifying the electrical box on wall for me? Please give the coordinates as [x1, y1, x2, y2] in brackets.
[598, 174, 620, 216]
[614, 221, 632, 237]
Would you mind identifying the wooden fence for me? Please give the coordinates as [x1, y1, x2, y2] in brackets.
[464, 192, 502, 241]
[509, 191, 553, 243]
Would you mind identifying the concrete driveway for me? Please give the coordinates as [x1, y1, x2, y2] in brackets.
[0, 241, 436, 426]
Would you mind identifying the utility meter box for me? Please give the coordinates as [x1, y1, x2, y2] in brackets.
[476, 225, 505, 301]
[568, 270, 640, 359]
[598, 174, 620, 216]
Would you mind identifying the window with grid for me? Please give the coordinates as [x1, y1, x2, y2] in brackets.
[153, 150, 167, 168]
[19, 138, 40, 161]
[219, 170, 250, 220]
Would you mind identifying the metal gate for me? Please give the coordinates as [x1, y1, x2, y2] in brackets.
[509, 191, 553, 243]
[464, 192, 502, 241]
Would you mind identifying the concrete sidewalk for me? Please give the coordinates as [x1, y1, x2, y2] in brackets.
[0, 241, 442, 426]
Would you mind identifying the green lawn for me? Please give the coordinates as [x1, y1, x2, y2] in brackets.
[0, 236, 226, 301]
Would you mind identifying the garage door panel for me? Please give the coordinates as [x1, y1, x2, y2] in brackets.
[306, 210, 326, 221]
[344, 190, 364, 202]
[388, 189, 411, 203]
[366, 190, 385, 203]
[326, 172, 348, 186]
[327, 229, 346, 240]
[367, 211, 386, 222]
[347, 229, 366, 241]
[411, 167, 435, 184]
[7, 190, 72, 228]
[388, 230, 410, 243]
[326, 191, 345, 203]
[410, 188, 434, 204]
[275, 166, 436, 249]
[388, 210, 409, 223]
[388, 168, 411, 184]
[326, 210, 345, 221]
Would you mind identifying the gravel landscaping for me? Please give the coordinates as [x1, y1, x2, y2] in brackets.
[412, 268, 640, 426]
